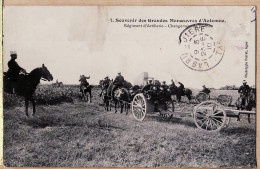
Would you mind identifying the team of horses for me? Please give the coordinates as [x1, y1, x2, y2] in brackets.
[3, 65, 256, 117]
[99, 80, 194, 114]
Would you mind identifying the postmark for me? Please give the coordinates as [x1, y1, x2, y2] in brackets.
[179, 23, 225, 71]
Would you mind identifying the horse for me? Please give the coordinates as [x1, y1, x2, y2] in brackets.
[169, 85, 192, 102]
[106, 81, 131, 114]
[113, 88, 131, 114]
[3, 64, 53, 116]
[129, 85, 141, 100]
[100, 89, 110, 111]
[99, 80, 111, 111]
[79, 75, 93, 103]
[79, 84, 93, 103]
[236, 88, 256, 111]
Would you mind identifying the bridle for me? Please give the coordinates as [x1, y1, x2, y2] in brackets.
[41, 78, 48, 81]
[40, 67, 52, 81]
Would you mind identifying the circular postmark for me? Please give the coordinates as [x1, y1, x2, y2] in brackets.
[179, 23, 225, 71]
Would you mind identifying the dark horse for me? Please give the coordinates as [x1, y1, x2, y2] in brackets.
[3, 64, 53, 116]
[105, 81, 131, 114]
[169, 85, 192, 102]
[113, 88, 131, 114]
[236, 88, 256, 111]
[99, 80, 111, 111]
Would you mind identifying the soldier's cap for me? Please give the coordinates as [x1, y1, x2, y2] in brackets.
[10, 51, 17, 57]
[105, 76, 109, 79]
[154, 80, 160, 85]
[243, 80, 247, 84]
[162, 81, 166, 83]
[118, 72, 121, 74]
[202, 85, 205, 87]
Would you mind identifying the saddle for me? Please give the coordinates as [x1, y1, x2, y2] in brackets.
[3, 72, 28, 94]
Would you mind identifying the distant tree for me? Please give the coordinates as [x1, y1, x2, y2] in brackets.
[219, 85, 238, 90]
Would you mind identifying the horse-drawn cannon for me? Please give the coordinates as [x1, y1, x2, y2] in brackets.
[131, 92, 255, 132]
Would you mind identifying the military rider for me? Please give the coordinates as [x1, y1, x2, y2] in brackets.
[161, 81, 169, 91]
[111, 72, 125, 99]
[201, 85, 211, 94]
[141, 78, 153, 92]
[6, 51, 26, 94]
[99, 76, 110, 96]
[238, 80, 251, 107]
[178, 81, 185, 95]
[103, 76, 110, 89]
[79, 75, 90, 91]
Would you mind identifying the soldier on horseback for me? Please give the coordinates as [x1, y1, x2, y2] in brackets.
[5, 51, 26, 94]
[141, 78, 153, 92]
[99, 76, 110, 97]
[201, 85, 211, 94]
[111, 72, 125, 99]
[238, 80, 251, 109]
[79, 75, 90, 92]
[161, 81, 169, 91]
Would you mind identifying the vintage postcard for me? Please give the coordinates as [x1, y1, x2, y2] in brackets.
[2, 6, 257, 168]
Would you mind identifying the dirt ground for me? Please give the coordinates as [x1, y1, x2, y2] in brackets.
[3, 89, 256, 168]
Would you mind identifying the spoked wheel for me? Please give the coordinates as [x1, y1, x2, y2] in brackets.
[196, 92, 210, 103]
[193, 101, 226, 132]
[132, 93, 147, 121]
[224, 117, 231, 128]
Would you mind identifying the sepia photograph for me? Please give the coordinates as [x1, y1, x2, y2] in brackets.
[2, 6, 256, 168]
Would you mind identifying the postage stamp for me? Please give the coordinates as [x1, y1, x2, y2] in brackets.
[179, 23, 225, 71]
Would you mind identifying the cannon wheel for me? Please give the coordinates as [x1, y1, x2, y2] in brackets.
[224, 117, 231, 128]
[193, 100, 227, 132]
[195, 92, 210, 103]
[132, 93, 147, 121]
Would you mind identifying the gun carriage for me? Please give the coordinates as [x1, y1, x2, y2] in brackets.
[131, 88, 255, 132]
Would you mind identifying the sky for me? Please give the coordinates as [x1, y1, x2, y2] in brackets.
[3, 6, 256, 88]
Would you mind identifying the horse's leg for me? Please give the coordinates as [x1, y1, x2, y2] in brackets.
[106, 100, 109, 111]
[32, 98, 36, 116]
[89, 90, 92, 103]
[114, 100, 117, 113]
[120, 102, 124, 113]
[25, 99, 29, 117]
[179, 95, 182, 102]
[125, 103, 129, 115]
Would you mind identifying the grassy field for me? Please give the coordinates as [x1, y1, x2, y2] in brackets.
[3, 86, 256, 167]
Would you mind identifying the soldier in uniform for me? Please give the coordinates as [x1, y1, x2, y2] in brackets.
[99, 76, 110, 96]
[111, 72, 125, 99]
[6, 51, 26, 94]
[103, 76, 110, 89]
[161, 81, 168, 91]
[141, 78, 153, 92]
[79, 75, 90, 92]
[238, 80, 251, 107]
[169, 79, 176, 89]
[178, 81, 185, 96]
[201, 85, 211, 94]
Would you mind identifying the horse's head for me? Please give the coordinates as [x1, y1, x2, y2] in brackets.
[41, 64, 53, 81]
